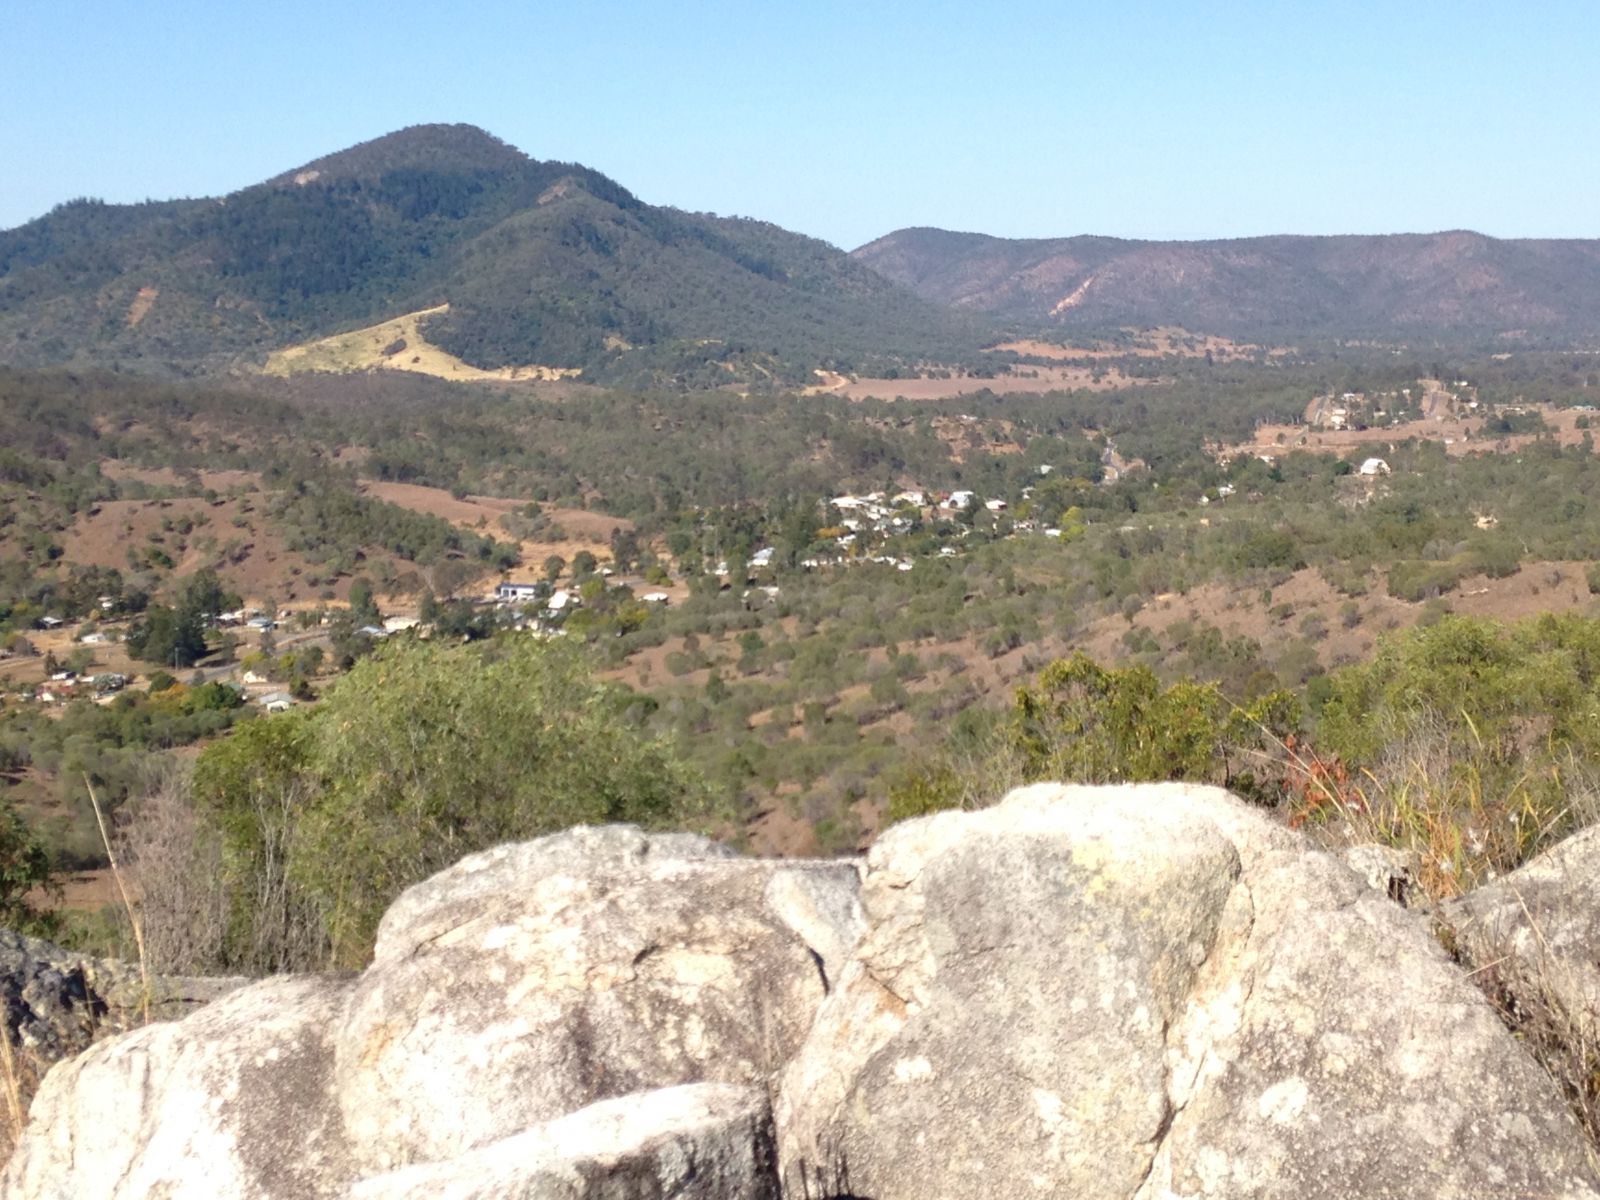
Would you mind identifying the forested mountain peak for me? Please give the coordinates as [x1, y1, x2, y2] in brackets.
[0, 127, 978, 385]
[263, 123, 532, 187]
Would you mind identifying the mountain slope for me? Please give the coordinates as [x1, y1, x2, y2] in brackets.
[0, 126, 981, 385]
[853, 227, 1600, 342]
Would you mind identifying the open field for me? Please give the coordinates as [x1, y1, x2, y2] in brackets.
[261, 305, 582, 383]
[1220, 401, 1600, 461]
[993, 327, 1283, 361]
[833, 363, 1141, 400]
[362, 481, 637, 577]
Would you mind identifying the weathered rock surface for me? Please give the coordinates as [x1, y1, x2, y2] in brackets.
[0, 928, 243, 1065]
[338, 824, 861, 1173]
[1447, 823, 1600, 1049]
[348, 1083, 777, 1200]
[8, 794, 1600, 1200]
[777, 782, 1600, 1199]
[1, 826, 856, 1198]
[5, 974, 357, 1199]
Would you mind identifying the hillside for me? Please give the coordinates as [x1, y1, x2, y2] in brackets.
[853, 226, 1600, 343]
[0, 125, 983, 386]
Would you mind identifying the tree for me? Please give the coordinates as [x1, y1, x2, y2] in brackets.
[348, 577, 381, 626]
[187, 635, 705, 968]
[126, 604, 207, 669]
[543, 554, 566, 583]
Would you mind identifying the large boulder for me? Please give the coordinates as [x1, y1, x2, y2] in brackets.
[1446, 823, 1600, 1050]
[335, 825, 861, 1173]
[777, 782, 1600, 1200]
[1, 826, 857, 1198]
[4, 974, 357, 1199]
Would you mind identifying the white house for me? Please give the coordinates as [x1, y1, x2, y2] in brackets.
[1358, 457, 1392, 477]
[495, 581, 542, 604]
[944, 490, 976, 510]
[259, 691, 294, 713]
[985, 498, 1008, 512]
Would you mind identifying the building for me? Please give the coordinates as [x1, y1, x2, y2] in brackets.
[495, 581, 543, 604]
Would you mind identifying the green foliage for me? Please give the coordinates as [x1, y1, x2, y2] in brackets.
[1012, 653, 1300, 791]
[190, 635, 706, 968]
[0, 126, 984, 385]
[1317, 613, 1600, 768]
[0, 801, 54, 930]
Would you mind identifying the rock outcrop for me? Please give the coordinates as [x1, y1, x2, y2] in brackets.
[1447, 823, 1600, 1051]
[2, 826, 854, 1199]
[0, 929, 242, 1065]
[6, 789, 1600, 1200]
[777, 783, 1600, 1199]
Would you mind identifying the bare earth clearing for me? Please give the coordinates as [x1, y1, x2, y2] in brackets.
[994, 327, 1284, 362]
[361, 481, 635, 570]
[261, 305, 580, 384]
[1222, 401, 1598, 460]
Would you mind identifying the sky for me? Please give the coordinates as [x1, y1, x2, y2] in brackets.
[5, 1, 1598, 249]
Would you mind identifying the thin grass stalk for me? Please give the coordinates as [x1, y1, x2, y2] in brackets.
[85, 775, 150, 1023]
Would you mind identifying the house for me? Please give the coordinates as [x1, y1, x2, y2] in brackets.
[892, 489, 927, 508]
[78, 631, 109, 644]
[642, 592, 670, 605]
[547, 589, 578, 612]
[37, 616, 63, 630]
[985, 499, 1008, 512]
[383, 616, 421, 633]
[495, 581, 543, 604]
[750, 547, 775, 568]
[943, 490, 976, 511]
[258, 691, 294, 714]
[1358, 457, 1392, 477]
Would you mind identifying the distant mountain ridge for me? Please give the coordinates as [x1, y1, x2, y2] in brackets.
[0, 125, 980, 385]
[852, 227, 1600, 343]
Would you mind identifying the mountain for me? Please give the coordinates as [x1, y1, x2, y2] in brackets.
[0, 125, 982, 385]
[852, 227, 1600, 343]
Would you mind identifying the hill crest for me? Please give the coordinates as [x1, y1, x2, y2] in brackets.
[852, 226, 1600, 342]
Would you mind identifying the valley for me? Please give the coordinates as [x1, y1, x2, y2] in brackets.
[3, 122, 1600, 994]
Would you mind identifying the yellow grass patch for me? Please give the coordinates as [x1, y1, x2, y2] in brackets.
[261, 304, 581, 383]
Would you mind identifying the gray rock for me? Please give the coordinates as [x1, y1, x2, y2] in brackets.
[3, 974, 356, 1199]
[347, 1083, 777, 1200]
[1447, 822, 1600, 1050]
[778, 782, 1600, 1200]
[2, 825, 852, 1198]
[0, 928, 243, 1065]
[336, 825, 860, 1173]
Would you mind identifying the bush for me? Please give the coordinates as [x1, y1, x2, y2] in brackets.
[182, 636, 708, 969]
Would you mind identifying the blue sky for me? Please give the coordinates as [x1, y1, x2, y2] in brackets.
[5, 1, 1596, 249]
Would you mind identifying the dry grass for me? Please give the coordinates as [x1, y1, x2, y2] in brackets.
[262, 304, 580, 383]
[1282, 721, 1587, 903]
